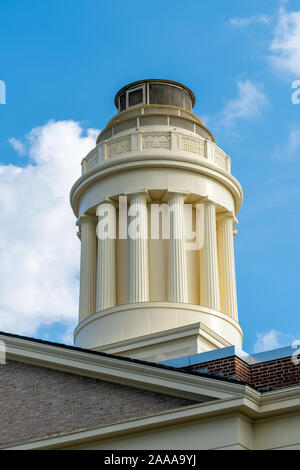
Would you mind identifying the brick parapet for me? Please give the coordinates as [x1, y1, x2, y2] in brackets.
[187, 354, 300, 392]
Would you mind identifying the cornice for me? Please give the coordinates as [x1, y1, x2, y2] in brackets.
[0, 333, 245, 403]
[70, 154, 243, 217]
[96, 104, 214, 144]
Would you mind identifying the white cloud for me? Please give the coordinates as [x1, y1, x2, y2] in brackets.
[269, 7, 300, 76]
[217, 80, 268, 129]
[286, 124, 300, 151]
[274, 122, 300, 159]
[8, 137, 27, 156]
[0, 120, 99, 342]
[254, 329, 294, 353]
[230, 14, 271, 28]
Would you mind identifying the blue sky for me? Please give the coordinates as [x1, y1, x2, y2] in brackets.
[0, 0, 300, 353]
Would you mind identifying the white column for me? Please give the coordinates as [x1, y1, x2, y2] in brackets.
[200, 199, 221, 310]
[77, 214, 97, 322]
[129, 194, 149, 303]
[96, 202, 116, 311]
[217, 213, 238, 321]
[168, 193, 188, 303]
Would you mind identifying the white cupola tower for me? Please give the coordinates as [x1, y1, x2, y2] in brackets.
[70, 80, 243, 362]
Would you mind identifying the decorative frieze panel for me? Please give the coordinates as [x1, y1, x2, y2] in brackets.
[86, 151, 98, 172]
[107, 137, 131, 158]
[214, 147, 227, 171]
[83, 131, 231, 175]
[181, 136, 205, 156]
[142, 133, 171, 150]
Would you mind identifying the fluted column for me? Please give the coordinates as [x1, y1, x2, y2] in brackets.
[199, 199, 221, 310]
[168, 193, 188, 303]
[77, 214, 97, 322]
[217, 213, 238, 321]
[128, 194, 149, 303]
[96, 202, 116, 311]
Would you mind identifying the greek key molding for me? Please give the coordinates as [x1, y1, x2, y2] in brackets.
[107, 137, 131, 157]
[182, 136, 205, 156]
[214, 147, 227, 170]
[86, 151, 98, 171]
[142, 133, 171, 150]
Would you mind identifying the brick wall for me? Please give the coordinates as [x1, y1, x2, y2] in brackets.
[188, 355, 300, 392]
[190, 356, 251, 383]
[0, 360, 196, 448]
[251, 356, 300, 392]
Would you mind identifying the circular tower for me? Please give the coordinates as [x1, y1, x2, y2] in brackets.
[70, 79, 243, 362]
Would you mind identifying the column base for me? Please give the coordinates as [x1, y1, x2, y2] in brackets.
[74, 302, 243, 362]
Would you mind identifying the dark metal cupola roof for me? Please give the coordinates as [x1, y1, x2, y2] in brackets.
[114, 79, 196, 113]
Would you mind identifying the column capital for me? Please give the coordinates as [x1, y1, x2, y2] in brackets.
[217, 211, 238, 225]
[200, 196, 218, 207]
[166, 188, 189, 200]
[167, 191, 187, 203]
[97, 198, 118, 210]
[76, 213, 97, 227]
[126, 190, 151, 203]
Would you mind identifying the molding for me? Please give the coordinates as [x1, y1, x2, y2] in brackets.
[69, 154, 243, 218]
[97, 104, 213, 144]
[95, 322, 231, 355]
[73, 302, 243, 342]
[0, 333, 245, 403]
